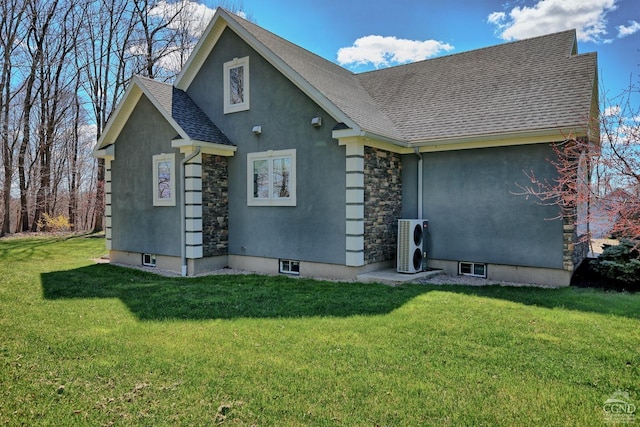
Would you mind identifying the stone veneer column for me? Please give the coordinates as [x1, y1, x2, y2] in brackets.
[184, 152, 203, 259]
[561, 138, 590, 272]
[363, 147, 402, 264]
[345, 141, 365, 266]
[563, 217, 589, 272]
[201, 154, 229, 256]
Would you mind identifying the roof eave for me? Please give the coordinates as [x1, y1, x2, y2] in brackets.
[224, 10, 361, 130]
[172, 139, 237, 156]
[334, 124, 594, 153]
[93, 144, 115, 160]
[333, 128, 410, 147]
[412, 125, 593, 152]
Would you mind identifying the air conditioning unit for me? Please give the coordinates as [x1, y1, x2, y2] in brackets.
[397, 219, 428, 273]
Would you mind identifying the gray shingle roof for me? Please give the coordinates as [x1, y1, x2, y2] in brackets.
[137, 75, 232, 145]
[357, 30, 597, 143]
[224, 11, 596, 144]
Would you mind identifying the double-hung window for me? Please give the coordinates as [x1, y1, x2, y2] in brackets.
[247, 149, 296, 206]
[223, 56, 249, 114]
[152, 153, 176, 206]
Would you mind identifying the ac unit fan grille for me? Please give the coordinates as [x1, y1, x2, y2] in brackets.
[397, 219, 426, 273]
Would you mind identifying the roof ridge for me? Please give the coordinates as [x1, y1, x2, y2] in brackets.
[134, 74, 173, 86]
[356, 29, 578, 77]
[222, 9, 355, 78]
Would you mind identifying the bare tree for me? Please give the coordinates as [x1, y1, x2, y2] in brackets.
[17, 2, 46, 232]
[78, 0, 137, 232]
[597, 81, 640, 243]
[131, 0, 186, 80]
[0, 0, 27, 235]
[31, 0, 82, 230]
[1, 0, 249, 235]
[516, 78, 640, 253]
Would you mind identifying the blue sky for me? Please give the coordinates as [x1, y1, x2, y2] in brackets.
[231, 0, 639, 112]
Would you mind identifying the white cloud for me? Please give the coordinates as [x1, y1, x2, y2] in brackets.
[130, 1, 222, 74]
[487, 11, 506, 25]
[156, 50, 187, 74]
[604, 105, 621, 117]
[337, 35, 453, 68]
[149, 1, 217, 39]
[140, 3, 248, 74]
[488, 0, 618, 43]
[617, 20, 640, 38]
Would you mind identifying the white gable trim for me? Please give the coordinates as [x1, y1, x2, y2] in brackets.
[94, 76, 237, 157]
[94, 75, 190, 153]
[174, 9, 361, 133]
[94, 82, 143, 152]
[175, 18, 227, 90]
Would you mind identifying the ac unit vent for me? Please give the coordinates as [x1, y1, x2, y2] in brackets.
[397, 219, 428, 273]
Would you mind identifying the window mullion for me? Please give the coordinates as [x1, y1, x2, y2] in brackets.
[269, 157, 275, 201]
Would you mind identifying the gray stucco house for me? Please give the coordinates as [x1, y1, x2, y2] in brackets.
[94, 9, 598, 286]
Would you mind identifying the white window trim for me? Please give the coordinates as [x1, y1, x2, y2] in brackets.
[247, 149, 296, 207]
[279, 259, 300, 275]
[142, 253, 157, 267]
[223, 56, 250, 114]
[152, 153, 176, 206]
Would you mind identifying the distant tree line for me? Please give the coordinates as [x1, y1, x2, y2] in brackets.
[0, 0, 243, 235]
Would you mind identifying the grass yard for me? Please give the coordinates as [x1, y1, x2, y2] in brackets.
[1, 235, 639, 426]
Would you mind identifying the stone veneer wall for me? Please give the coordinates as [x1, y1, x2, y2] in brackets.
[562, 138, 591, 273]
[363, 146, 402, 264]
[563, 214, 590, 272]
[202, 154, 229, 257]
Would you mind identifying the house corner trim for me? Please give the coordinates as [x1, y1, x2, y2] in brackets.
[183, 150, 204, 266]
[104, 158, 113, 250]
[344, 139, 365, 266]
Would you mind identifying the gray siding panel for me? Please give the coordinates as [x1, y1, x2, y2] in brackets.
[110, 96, 182, 256]
[187, 28, 346, 264]
[402, 144, 563, 269]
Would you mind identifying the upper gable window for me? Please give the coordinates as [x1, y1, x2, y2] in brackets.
[152, 153, 176, 206]
[223, 56, 250, 114]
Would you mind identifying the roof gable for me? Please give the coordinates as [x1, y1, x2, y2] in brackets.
[175, 8, 401, 140]
[96, 75, 232, 151]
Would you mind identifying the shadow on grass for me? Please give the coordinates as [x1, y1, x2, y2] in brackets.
[41, 264, 640, 321]
[41, 264, 433, 320]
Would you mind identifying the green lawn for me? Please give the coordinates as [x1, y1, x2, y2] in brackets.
[1, 235, 638, 426]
